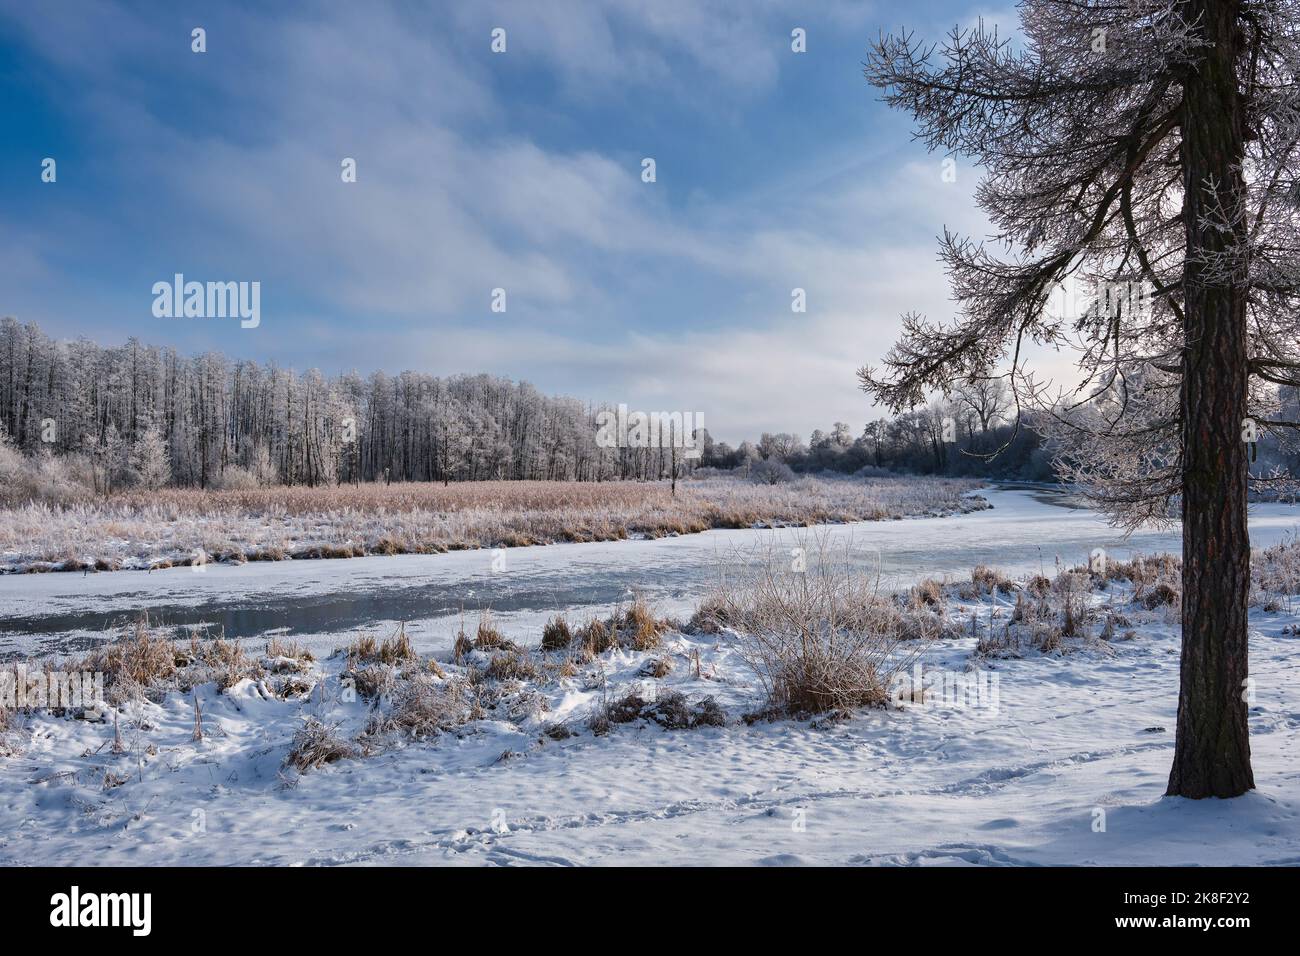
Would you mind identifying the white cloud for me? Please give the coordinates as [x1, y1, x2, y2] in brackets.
[3, 0, 1045, 444]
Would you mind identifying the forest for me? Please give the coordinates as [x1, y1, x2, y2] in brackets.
[3, 317, 1297, 502]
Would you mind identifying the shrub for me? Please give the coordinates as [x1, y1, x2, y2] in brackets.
[285, 718, 358, 772]
[748, 458, 796, 485]
[378, 626, 416, 664]
[1025, 574, 1051, 597]
[346, 664, 395, 701]
[484, 650, 539, 682]
[266, 637, 314, 663]
[577, 617, 614, 655]
[540, 615, 572, 651]
[593, 689, 727, 731]
[1254, 539, 1300, 596]
[473, 611, 514, 650]
[685, 592, 730, 634]
[371, 673, 476, 739]
[1140, 582, 1179, 609]
[209, 466, 260, 491]
[611, 596, 668, 651]
[967, 565, 1016, 596]
[346, 634, 379, 660]
[689, 695, 726, 727]
[81, 618, 178, 703]
[710, 542, 904, 717]
[910, 578, 945, 607]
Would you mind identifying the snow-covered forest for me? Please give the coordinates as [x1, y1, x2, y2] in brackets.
[0, 317, 635, 490]
[7, 318, 1296, 504]
[0, 318, 1060, 499]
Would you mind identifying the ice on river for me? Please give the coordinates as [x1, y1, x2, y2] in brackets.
[1, 485, 1297, 661]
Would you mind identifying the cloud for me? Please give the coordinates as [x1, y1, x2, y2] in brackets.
[1, 0, 1019, 443]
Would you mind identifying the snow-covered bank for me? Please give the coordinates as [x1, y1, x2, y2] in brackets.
[4, 561, 1300, 866]
[0, 475, 984, 575]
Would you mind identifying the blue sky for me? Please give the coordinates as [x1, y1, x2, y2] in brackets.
[0, 0, 1017, 443]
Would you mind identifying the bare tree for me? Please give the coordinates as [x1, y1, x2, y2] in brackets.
[0, 318, 625, 488]
[860, 0, 1300, 797]
[954, 378, 1011, 451]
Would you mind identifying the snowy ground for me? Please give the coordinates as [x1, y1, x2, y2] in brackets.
[3, 573, 1299, 867]
[3, 487, 1298, 866]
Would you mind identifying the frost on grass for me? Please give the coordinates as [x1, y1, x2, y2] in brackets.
[10, 538, 1298, 799]
[285, 718, 358, 773]
[690, 537, 956, 719]
[0, 475, 985, 573]
[7, 535, 1300, 865]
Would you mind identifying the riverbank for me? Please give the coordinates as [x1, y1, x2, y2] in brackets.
[3, 549, 1299, 866]
[5, 486, 1300, 662]
[0, 475, 985, 575]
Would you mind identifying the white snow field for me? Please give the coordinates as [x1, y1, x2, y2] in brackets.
[1, 487, 1298, 867]
[2, 589, 1298, 866]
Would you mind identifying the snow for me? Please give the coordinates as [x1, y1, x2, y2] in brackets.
[3, 486, 1299, 866]
[3, 580, 1300, 866]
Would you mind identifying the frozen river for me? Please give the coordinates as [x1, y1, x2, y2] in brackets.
[2, 484, 1298, 660]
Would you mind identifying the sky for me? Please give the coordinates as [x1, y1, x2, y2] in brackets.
[0, 0, 1034, 445]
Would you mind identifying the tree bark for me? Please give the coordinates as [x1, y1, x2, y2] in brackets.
[1168, 0, 1254, 798]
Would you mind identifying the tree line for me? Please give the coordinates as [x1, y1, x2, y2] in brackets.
[0, 318, 704, 491]
[4, 318, 1294, 498]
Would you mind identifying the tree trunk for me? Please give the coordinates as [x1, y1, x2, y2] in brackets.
[1168, 0, 1254, 799]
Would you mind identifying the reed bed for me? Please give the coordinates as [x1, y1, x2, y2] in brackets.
[0, 475, 983, 572]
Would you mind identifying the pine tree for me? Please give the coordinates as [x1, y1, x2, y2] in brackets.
[861, 0, 1300, 797]
[130, 423, 171, 491]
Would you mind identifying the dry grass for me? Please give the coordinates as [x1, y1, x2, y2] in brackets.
[590, 688, 727, 732]
[609, 597, 670, 651]
[483, 649, 540, 682]
[1253, 537, 1300, 602]
[471, 611, 512, 650]
[367, 673, 477, 740]
[345, 664, 395, 701]
[540, 615, 573, 652]
[284, 717, 359, 773]
[266, 637, 314, 663]
[699, 540, 918, 718]
[0, 704, 13, 757]
[572, 597, 673, 654]
[81, 619, 179, 698]
[639, 656, 673, 678]
[66, 620, 324, 704]
[0, 475, 984, 572]
[379, 626, 416, 664]
[1139, 582, 1179, 609]
[910, 578, 945, 607]
[977, 568, 1119, 657]
[960, 565, 1017, 598]
[576, 616, 614, 655]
